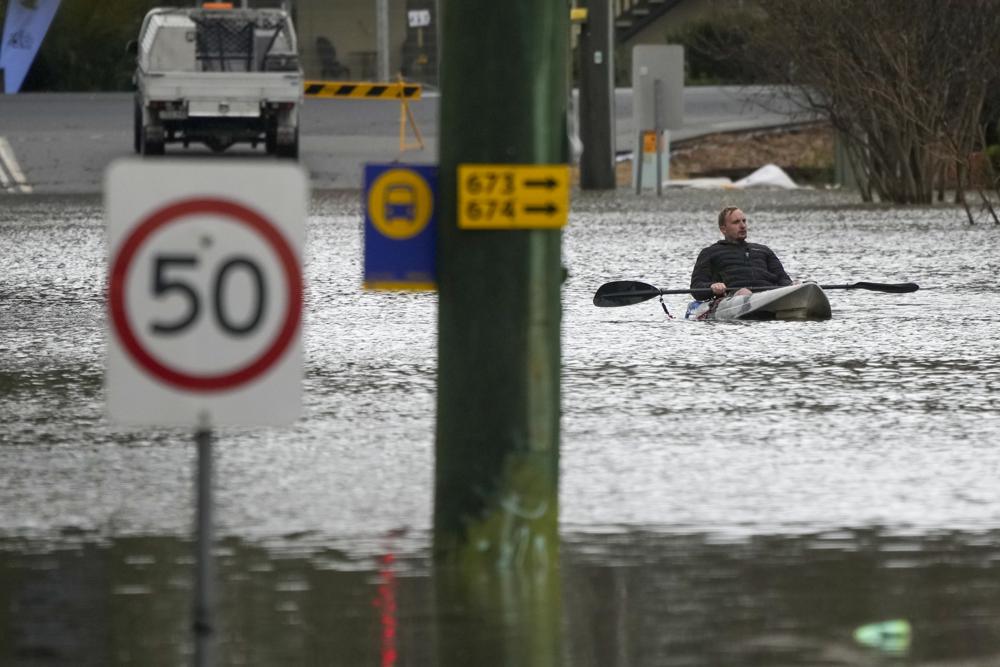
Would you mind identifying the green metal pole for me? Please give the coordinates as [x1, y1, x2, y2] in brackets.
[578, 0, 616, 189]
[433, 3, 567, 662]
[434, 0, 567, 572]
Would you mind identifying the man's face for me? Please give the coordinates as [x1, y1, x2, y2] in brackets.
[720, 208, 748, 242]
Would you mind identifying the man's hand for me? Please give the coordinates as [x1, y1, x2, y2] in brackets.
[711, 282, 751, 297]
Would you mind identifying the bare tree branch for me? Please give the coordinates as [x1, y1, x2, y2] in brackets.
[746, 0, 1000, 210]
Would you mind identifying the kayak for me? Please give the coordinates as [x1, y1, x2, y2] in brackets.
[685, 283, 832, 321]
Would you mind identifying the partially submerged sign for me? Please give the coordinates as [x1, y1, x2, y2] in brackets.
[105, 159, 307, 426]
[363, 163, 438, 290]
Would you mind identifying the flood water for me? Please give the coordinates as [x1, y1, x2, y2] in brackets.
[2, 188, 1000, 665]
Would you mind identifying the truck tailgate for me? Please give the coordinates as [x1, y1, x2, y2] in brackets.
[141, 72, 303, 105]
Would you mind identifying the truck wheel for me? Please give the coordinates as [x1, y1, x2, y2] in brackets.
[265, 129, 277, 155]
[276, 126, 299, 160]
[141, 126, 164, 156]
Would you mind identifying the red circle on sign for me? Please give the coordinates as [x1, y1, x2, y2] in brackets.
[109, 198, 302, 392]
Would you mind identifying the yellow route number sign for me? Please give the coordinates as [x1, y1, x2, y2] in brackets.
[458, 164, 569, 230]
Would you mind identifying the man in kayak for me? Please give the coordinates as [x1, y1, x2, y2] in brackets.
[690, 206, 792, 297]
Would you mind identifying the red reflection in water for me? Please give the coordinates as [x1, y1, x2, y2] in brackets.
[373, 553, 397, 666]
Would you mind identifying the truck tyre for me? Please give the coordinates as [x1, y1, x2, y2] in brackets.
[141, 125, 165, 156]
[276, 126, 299, 160]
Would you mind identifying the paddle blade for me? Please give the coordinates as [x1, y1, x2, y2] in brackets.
[820, 282, 920, 293]
[853, 281, 920, 293]
[593, 281, 661, 307]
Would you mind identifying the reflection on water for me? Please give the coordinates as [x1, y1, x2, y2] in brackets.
[4, 529, 1000, 665]
[2, 189, 1000, 664]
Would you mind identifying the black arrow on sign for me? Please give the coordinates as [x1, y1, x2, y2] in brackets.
[523, 177, 558, 190]
[524, 203, 559, 216]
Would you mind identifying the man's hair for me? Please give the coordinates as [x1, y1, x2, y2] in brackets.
[718, 206, 739, 228]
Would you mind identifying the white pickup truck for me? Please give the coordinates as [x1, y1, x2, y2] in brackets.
[132, 4, 303, 158]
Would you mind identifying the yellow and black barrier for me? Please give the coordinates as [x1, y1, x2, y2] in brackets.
[303, 80, 422, 100]
[303, 79, 425, 152]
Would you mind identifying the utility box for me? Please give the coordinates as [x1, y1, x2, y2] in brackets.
[632, 45, 683, 190]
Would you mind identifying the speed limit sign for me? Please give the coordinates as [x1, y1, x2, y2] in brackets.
[105, 160, 307, 426]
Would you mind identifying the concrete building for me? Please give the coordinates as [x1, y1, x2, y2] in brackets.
[286, 0, 747, 86]
[289, 0, 438, 85]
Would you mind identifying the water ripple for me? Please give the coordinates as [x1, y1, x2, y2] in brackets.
[2, 190, 999, 547]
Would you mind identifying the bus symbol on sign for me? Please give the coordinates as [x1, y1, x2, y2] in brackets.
[384, 184, 417, 224]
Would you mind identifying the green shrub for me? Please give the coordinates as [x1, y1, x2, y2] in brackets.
[986, 144, 1000, 173]
[662, 10, 766, 85]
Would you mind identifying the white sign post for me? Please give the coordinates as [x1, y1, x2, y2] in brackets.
[105, 159, 307, 667]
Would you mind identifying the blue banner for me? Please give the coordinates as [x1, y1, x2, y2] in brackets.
[1, 0, 61, 93]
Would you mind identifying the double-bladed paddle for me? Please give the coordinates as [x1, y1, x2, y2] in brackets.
[592, 280, 920, 307]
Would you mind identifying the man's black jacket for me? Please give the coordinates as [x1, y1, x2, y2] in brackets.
[690, 240, 792, 289]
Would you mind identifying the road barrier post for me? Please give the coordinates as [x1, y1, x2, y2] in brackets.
[303, 79, 425, 153]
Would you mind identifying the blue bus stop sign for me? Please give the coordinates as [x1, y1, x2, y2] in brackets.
[363, 164, 438, 290]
